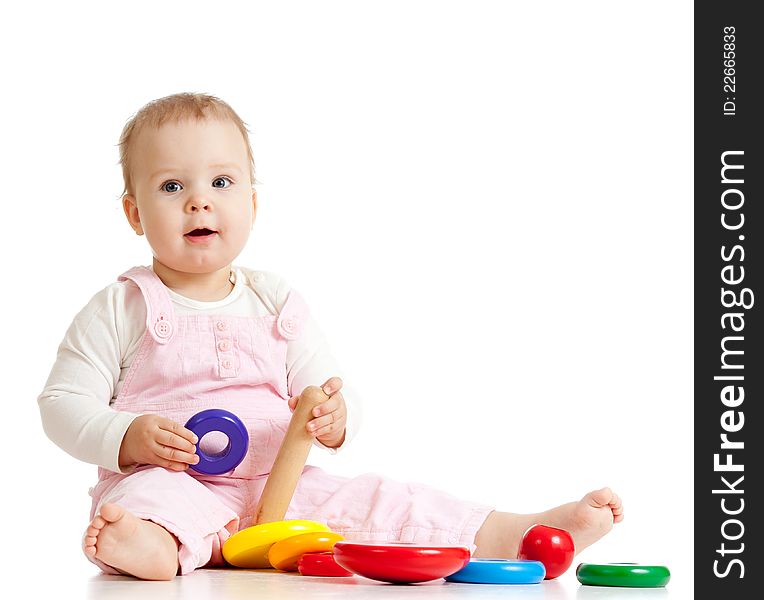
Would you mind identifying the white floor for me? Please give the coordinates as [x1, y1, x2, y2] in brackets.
[45, 564, 682, 600]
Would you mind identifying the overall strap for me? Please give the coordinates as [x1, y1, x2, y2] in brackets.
[244, 269, 310, 341]
[276, 289, 309, 340]
[117, 266, 177, 344]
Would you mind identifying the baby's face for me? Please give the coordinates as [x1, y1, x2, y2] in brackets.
[124, 118, 256, 275]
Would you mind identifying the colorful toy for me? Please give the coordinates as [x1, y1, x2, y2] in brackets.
[445, 558, 546, 584]
[297, 552, 354, 577]
[332, 541, 471, 584]
[223, 520, 330, 568]
[268, 531, 345, 571]
[214, 386, 659, 587]
[184, 409, 249, 475]
[576, 563, 671, 588]
[517, 524, 575, 579]
[222, 386, 331, 567]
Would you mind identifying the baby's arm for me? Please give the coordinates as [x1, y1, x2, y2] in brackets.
[37, 284, 142, 473]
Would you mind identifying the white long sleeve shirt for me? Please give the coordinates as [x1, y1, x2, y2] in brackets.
[37, 266, 361, 474]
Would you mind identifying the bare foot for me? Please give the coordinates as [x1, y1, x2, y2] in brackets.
[474, 487, 624, 558]
[537, 487, 624, 553]
[83, 503, 180, 580]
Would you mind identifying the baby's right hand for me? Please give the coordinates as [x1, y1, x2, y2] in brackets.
[118, 414, 200, 471]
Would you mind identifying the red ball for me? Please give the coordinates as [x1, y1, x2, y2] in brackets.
[517, 524, 575, 579]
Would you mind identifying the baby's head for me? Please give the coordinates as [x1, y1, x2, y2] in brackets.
[118, 92, 257, 276]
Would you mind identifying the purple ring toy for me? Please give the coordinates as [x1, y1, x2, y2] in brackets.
[184, 409, 249, 475]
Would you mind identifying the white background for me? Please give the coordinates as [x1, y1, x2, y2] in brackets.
[0, 1, 692, 597]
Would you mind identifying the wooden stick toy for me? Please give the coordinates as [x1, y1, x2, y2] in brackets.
[222, 385, 331, 568]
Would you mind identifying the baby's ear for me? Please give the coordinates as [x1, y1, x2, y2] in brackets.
[122, 194, 144, 235]
[251, 189, 258, 227]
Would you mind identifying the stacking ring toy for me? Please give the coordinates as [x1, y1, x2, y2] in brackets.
[268, 531, 345, 571]
[222, 520, 330, 568]
[184, 409, 249, 475]
[576, 563, 671, 588]
[298, 552, 354, 577]
[332, 541, 471, 584]
[445, 559, 546, 584]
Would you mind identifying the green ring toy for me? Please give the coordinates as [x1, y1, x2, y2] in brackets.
[576, 563, 670, 588]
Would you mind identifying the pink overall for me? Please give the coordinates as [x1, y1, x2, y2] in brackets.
[88, 266, 493, 575]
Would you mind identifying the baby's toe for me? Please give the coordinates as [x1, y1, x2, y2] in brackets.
[82, 529, 98, 556]
[608, 492, 624, 523]
[586, 487, 614, 508]
[99, 502, 126, 523]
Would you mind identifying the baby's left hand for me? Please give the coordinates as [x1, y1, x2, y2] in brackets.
[288, 376, 346, 448]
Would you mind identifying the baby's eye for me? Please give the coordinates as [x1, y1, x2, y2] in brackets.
[162, 181, 182, 193]
[212, 176, 233, 189]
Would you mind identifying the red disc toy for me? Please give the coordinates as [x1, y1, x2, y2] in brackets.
[332, 541, 471, 584]
[297, 552, 354, 577]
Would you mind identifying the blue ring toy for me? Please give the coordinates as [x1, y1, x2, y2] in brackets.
[445, 559, 546, 584]
[184, 409, 249, 475]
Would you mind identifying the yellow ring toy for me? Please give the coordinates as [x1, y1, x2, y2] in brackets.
[223, 520, 330, 568]
[269, 531, 345, 571]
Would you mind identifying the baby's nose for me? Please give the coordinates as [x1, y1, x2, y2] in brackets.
[186, 195, 213, 212]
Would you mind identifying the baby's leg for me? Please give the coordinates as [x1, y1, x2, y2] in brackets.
[84, 467, 243, 579]
[473, 487, 624, 558]
[83, 503, 179, 580]
[282, 466, 494, 548]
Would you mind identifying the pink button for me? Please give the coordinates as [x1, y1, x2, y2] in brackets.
[222, 359, 233, 369]
[154, 319, 173, 339]
[218, 340, 231, 352]
[216, 321, 228, 331]
[278, 315, 300, 339]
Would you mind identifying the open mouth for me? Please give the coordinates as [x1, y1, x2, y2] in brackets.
[184, 227, 218, 243]
[185, 227, 217, 237]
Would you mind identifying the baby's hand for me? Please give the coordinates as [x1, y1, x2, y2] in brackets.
[118, 414, 200, 471]
[288, 377, 347, 449]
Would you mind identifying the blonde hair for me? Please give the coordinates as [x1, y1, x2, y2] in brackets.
[117, 92, 256, 199]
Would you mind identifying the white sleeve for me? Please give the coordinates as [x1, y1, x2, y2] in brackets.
[37, 284, 142, 474]
[268, 276, 363, 454]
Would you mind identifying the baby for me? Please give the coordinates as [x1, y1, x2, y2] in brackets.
[38, 92, 623, 581]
